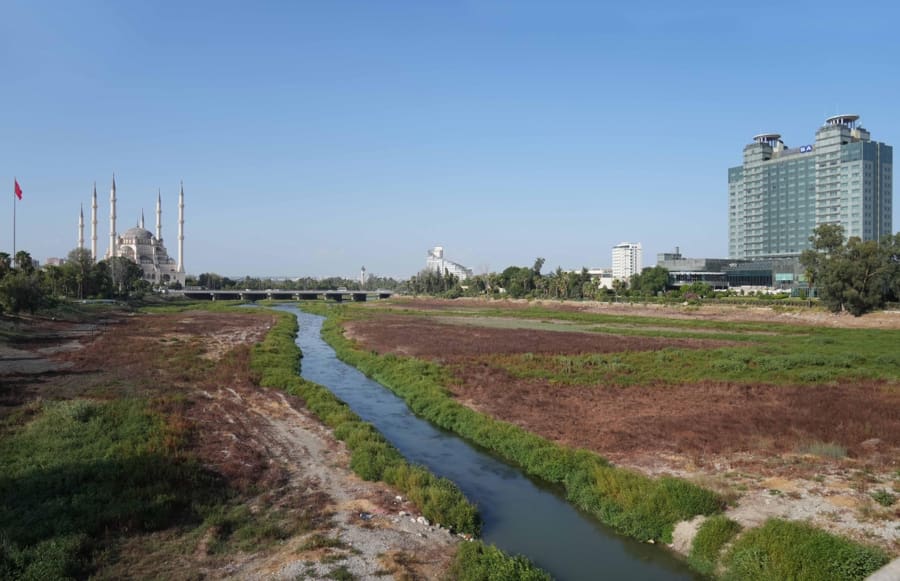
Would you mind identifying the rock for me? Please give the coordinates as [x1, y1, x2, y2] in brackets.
[398, 511, 408, 517]
[860, 438, 882, 449]
[395, 495, 403, 502]
[416, 516, 430, 526]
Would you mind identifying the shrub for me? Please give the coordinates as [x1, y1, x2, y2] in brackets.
[722, 519, 888, 581]
[447, 541, 551, 581]
[689, 516, 741, 576]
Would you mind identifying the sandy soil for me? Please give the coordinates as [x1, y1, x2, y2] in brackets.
[347, 301, 900, 554]
[1, 309, 458, 580]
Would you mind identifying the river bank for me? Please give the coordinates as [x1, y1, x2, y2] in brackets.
[310, 298, 895, 579]
[0, 305, 460, 579]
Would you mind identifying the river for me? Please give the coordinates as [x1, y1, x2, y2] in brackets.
[283, 306, 699, 580]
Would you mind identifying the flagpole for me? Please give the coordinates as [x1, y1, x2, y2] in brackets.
[12, 177, 16, 259]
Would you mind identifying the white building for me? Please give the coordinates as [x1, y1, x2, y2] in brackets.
[612, 242, 642, 281]
[81, 176, 186, 286]
[587, 267, 615, 289]
[425, 246, 472, 280]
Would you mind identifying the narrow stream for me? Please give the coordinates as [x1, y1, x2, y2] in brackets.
[283, 307, 699, 580]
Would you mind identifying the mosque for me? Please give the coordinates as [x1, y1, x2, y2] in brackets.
[78, 176, 186, 286]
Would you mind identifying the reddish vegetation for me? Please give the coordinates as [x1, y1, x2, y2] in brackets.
[348, 315, 728, 357]
[449, 362, 899, 461]
[346, 313, 900, 465]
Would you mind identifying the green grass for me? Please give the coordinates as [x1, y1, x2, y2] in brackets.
[447, 541, 552, 581]
[0, 398, 228, 580]
[249, 310, 481, 535]
[722, 519, 888, 581]
[359, 302, 900, 387]
[688, 516, 742, 577]
[307, 305, 723, 543]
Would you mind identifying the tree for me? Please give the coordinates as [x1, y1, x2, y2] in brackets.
[801, 225, 894, 316]
[0, 252, 11, 279]
[105, 256, 147, 295]
[0, 271, 48, 313]
[14, 250, 34, 273]
[631, 266, 669, 296]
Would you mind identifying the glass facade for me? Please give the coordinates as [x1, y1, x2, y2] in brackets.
[728, 117, 892, 260]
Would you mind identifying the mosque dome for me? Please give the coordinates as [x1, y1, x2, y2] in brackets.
[122, 226, 153, 241]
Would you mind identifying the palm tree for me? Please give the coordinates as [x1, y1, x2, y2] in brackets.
[14, 250, 33, 273]
[0, 252, 11, 279]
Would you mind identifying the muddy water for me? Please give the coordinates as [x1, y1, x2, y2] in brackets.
[285, 307, 698, 580]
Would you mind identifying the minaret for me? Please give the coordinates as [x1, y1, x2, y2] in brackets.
[177, 181, 184, 272]
[78, 204, 85, 251]
[91, 182, 98, 260]
[108, 174, 117, 259]
[140, 209, 145, 229]
[155, 189, 162, 241]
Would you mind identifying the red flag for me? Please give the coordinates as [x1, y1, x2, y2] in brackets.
[14, 179, 22, 200]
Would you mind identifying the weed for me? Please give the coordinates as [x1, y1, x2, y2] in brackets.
[722, 519, 887, 580]
[688, 516, 741, 577]
[299, 534, 348, 552]
[0, 399, 228, 579]
[447, 541, 551, 581]
[870, 490, 897, 508]
[326, 565, 355, 580]
[797, 441, 848, 459]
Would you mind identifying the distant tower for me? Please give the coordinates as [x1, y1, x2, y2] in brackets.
[360, 266, 367, 287]
[108, 174, 117, 259]
[139, 209, 145, 229]
[91, 182, 98, 260]
[177, 181, 184, 273]
[155, 189, 162, 241]
[78, 204, 85, 251]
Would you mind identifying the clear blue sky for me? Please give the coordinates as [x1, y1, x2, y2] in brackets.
[2, 1, 899, 278]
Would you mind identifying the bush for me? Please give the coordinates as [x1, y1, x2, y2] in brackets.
[722, 519, 888, 581]
[688, 516, 741, 576]
[447, 541, 551, 581]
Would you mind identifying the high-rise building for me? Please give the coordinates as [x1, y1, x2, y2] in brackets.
[612, 242, 642, 281]
[728, 115, 892, 260]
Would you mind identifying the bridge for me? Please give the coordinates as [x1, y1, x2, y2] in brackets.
[174, 289, 395, 302]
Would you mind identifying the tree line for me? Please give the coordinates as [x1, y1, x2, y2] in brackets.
[187, 273, 403, 291]
[0, 248, 149, 314]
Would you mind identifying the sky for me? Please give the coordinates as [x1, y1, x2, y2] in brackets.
[2, 1, 899, 279]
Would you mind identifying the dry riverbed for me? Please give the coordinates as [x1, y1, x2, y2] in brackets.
[0, 308, 459, 579]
